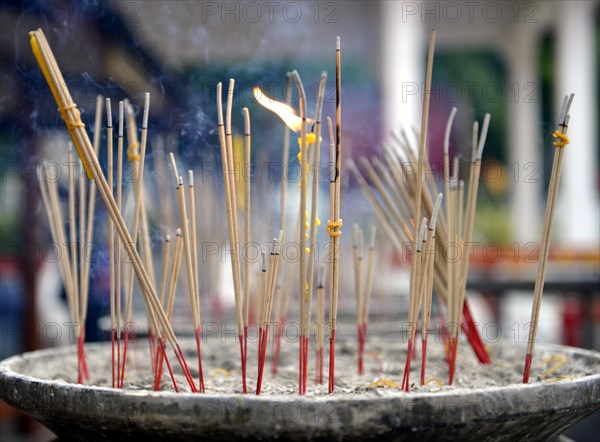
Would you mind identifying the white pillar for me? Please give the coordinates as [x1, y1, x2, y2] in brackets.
[555, 0, 599, 247]
[506, 23, 542, 242]
[380, 1, 424, 139]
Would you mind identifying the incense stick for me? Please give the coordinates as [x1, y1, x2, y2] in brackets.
[523, 94, 574, 383]
[328, 36, 343, 394]
[115, 101, 124, 385]
[242, 106, 252, 385]
[106, 97, 116, 388]
[188, 170, 205, 392]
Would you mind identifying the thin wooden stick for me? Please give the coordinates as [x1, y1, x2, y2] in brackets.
[524, 94, 574, 383]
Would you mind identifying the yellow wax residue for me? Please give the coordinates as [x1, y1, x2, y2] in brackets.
[552, 130, 570, 148]
[545, 375, 576, 383]
[366, 379, 401, 389]
[326, 219, 343, 237]
[541, 354, 567, 379]
[297, 133, 320, 145]
[424, 377, 445, 388]
[210, 368, 232, 379]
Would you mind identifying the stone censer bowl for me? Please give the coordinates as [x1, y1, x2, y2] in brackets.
[1, 340, 598, 441]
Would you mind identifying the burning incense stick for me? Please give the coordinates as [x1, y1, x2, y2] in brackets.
[30, 29, 197, 392]
[242, 107, 252, 376]
[523, 94, 574, 383]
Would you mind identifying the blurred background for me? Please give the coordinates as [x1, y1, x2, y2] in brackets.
[0, 0, 599, 440]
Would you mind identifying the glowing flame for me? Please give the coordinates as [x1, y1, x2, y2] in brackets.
[253, 86, 310, 132]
